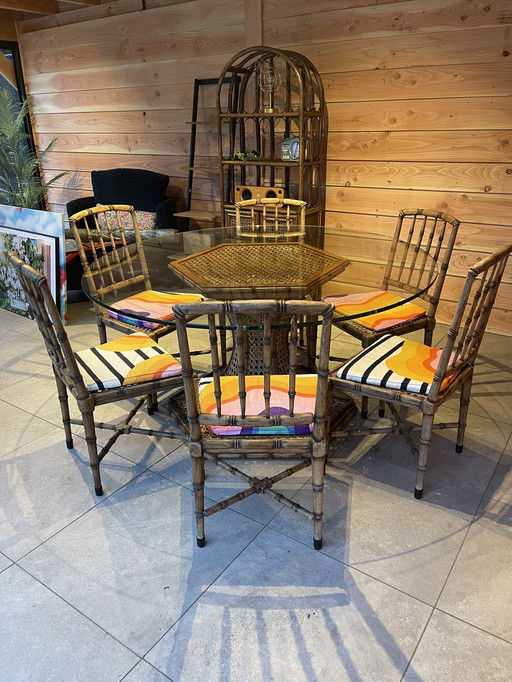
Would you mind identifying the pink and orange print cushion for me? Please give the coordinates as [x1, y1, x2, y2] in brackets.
[198, 374, 318, 435]
[325, 290, 426, 330]
[107, 290, 203, 329]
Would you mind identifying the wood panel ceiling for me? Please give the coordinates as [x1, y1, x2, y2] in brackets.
[0, 0, 100, 15]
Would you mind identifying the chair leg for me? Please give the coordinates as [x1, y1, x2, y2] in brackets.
[312, 442, 326, 550]
[415, 412, 434, 499]
[423, 322, 434, 347]
[378, 400, 386, 418]
[147, 391, 158, 415]
[361, 396, 369, 419]
[81, 407, 103, 496]
[54, 372, 74, 448]
[96, 316, 107, 344]
[190, 442, 206, 547]
[456, 375, 473, 453]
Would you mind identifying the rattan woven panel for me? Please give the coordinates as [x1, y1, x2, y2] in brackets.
[169, 242, 349, 299]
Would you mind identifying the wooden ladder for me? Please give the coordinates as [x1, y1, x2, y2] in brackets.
[173, 77, 223, 229]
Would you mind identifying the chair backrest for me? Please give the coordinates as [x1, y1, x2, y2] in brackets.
[384, 209, 460, 316]
[233, 198, 307, 241]
[428, 243, 512, 401]
[68, 204, 152, 301]
[173, 299, 334, 443]
[8, 252, 90, 400]
[91, 168, 169, 212]
[234, 185, 285, 202]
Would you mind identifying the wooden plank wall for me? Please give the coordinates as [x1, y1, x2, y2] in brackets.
[263, 0, 512, 333]
[16, 0, 512, 333]
[17, 0, 247, 218]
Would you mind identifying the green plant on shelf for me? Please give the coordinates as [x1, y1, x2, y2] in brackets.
[232, 149, 264, 161]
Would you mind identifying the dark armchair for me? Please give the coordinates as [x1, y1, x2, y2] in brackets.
[65, 168, 179, 234]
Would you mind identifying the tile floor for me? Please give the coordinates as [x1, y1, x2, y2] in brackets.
[0, 301, 511, 681]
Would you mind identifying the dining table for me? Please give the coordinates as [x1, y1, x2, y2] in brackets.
[80, 224, 439, 427]
[81, 225, 438, 314]
[81, 225, 440, 352]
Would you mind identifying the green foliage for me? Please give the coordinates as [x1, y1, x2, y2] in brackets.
[233, 149, 264, 161]
[0, 89, 67, 209]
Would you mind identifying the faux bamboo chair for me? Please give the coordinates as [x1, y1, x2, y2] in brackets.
[173, 299, 338, 550]
[330, 243, 512, 500]
[233, 198, 307, 241]
[9, 252, 186, 497]
[68, 204, 201, 344]
[325, 209, 461, 348]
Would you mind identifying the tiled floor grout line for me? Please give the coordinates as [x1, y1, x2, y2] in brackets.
[1, 304, 511, 679]
[399, 487, 489, 679]
[140, 523, 270, 663]
[13, 562, 146, 659]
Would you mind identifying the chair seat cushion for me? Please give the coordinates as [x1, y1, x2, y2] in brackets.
[107, 291, 203, 329]
[96, 207, 157, 231]
[325, 290, 426, 331]
[198, 375, 318, 435]
[75, 332, 182, 392]
[336, 334, 459, 395]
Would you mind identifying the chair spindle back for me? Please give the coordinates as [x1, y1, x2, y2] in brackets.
[428, 243, 512, 399]
[233, 198, 307, 241]
[8, 252, 89, 399]
[68, 204, 152, 299]
[174, 299, 334, 443]
[384, 209, 460, 315]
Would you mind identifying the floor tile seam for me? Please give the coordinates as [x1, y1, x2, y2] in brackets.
[399, 607, 436, 681]
[327, 457, 487, 512]
[0, 408, 63, 459]
[121, 660, 174, 682]
[150, 445, 316, 522]
[264, 524, 453, 623]
[360, 389, 512, 428]
[423, 468, 495, 501]
[0, 364, 52, 391]
[0, 554, 12, 574]
[0, 326, 41, 340]
[330, 428, 507, 501]
[8, 562, 145, 659]
[107, 434, 186, 469]
[311, 546, 441, 610]
[465, 407, 512, 428]
[0, 336, 27, 348]
[427, 501, 482, 615]
[433, 605, 512, 646]
[141, 524, 269, 661]
[10, 467, 149, 564]
[479, 450, 508, 503]
[0, 398, 67, 429]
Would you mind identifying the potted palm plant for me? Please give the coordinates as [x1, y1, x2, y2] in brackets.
[0, 88, 66, 208]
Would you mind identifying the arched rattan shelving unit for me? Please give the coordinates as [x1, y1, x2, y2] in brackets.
[217, 46, 328, 226]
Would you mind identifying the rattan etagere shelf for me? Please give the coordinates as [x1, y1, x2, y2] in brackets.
[217, 46, 328, 226]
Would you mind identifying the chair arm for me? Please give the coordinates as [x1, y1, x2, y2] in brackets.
[66, 196, 97, 239]
[66, 196, 95, 219]
[156, 197, 179, 231]
[64, 227, 92, 240]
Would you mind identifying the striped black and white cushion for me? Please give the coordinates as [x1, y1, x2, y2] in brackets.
[336, 334, 458, 395]
[75, 332, 182, 392]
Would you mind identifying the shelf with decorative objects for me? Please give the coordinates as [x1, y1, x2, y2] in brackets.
[216, 46, 328, 227]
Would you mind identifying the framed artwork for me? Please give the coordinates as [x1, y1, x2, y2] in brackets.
[0, 205, 66, 322]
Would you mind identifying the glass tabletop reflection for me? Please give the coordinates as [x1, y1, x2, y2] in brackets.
[80, 225, 439, 330]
